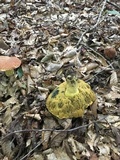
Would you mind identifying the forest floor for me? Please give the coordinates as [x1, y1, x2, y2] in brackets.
[0, 0, 120, 160]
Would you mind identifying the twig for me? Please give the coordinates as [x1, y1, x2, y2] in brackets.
[82, 43, 107, 61]
[76, 0, 107, 48]
[87, 61, 114, 82]
[2, 117, 105, 140]
[81, 43, 114, 70]
[107, 0, 120, 11]
[20, 140, 44, 160]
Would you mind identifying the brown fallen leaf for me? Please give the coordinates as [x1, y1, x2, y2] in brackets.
[3, 107, 12, 127]
[85, 62, 99, 72]
[1, 140, 14, 160]
[80, 62, 98, 73]
[111, 151, 120, 160]
[42, 117, 58, 149]
[0, 38, 9, 50]
[89, 151, 98, 160]
[109, 71, 118, 87]
[111, 126, 120, 146]
[50, 131, 67, 147]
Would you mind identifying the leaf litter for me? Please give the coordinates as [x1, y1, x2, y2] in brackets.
[0, 0, 120, 160]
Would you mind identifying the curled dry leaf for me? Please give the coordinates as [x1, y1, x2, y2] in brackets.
[48, 35, 60, 44]
[2, 97, 18, 126]
[50, 120, 71, 147]
[80, 62, 98, 73]
[50, 131, 67, 147]
[26, 139, 32, 148]
[109, 71, 118, 87]
[3, 107, 12, 127]
[0, 101, 4, 111]
[68, 136, 90, 159]
[98, 143, 110, 156]
[111, 86, 120, 93]
[104, 91, 120, 101]
[85, 62, 99, 72]
[24, 34, 37, 45]
[0, 38, 9, 50]
[98, 115, 119, 124]
[1, 140, 14, 159]
[46, 62, 63, 72]
[37, 86, 49, 92]
[111, 126, 120, 146]
[11, 104, 21, 117]
[25, 113, 41, 120]
[58, 119, 72, 129]
[54, 147, 71, 160]
[30, 65, 43, 79]
[89, 152, 98, 160]
[87, 129, 97, 151]
[29, 154, 44, 160]
[42, 117, 58, 149]
[62, 46, 77, 58]
[105, 115, 119, 123]
[41, 53, 55, 63]
[0, 20, 7, 32]
[27, 75, 34, 94]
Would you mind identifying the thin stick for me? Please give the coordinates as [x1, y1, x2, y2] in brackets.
[81, 43, 114, 70]
[2, 117, 105, 140]
[20, 140, 44, 160]
[77, 0, 107, 48]
[107, 0, 120, 11]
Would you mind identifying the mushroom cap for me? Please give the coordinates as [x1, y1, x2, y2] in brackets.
[0, 56, 21, 71]
[46, 78, 96, 119]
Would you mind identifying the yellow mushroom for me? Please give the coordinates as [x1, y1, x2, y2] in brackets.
[46, 75, 97, 119]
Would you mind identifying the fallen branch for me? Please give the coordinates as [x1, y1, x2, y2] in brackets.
[2, 117, 105, 140]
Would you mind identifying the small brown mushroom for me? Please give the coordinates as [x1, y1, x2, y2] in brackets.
[104, 46, 117, 59]
[0, 56, 21, 76]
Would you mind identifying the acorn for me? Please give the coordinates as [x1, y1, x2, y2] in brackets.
[104, 46, 117, 59]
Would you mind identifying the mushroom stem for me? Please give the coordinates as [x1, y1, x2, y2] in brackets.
[5, 69, 14, 77]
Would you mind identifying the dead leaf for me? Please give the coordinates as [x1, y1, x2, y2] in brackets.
[86, 62, 99, 72]
[109, 71, 118, 87]
[1, 140, 14, 159]
[11, 104, 21, 117]
[41, 53, 55, 63]
[0, 38, 9, 50]
[87, 129, 97, 151]
[68, 136, 90, 159]
[98, 143, 110, 156]
[42, 117, 57, 149]
[27, 75, 34, 94]
[3, 107, 12, 127]
[104, 91, 120, 100]
[89, 152, 98, 160]
[50, 131, 67, 147]
[25, 113, 41, 120]
[62, 46, 77, 58]
[48, 35, 60, 44]
[111, 151, 120, 160]
[24, 34, 37, 45]
[57, 119, 72, 129]
[28, 154, 44, 160]
[46, 63, 63, 72]
[111, 126, 120, 146]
